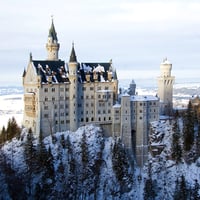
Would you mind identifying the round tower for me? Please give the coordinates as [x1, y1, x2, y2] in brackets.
[157, 58, 175, 115]
[46, 19, 60, 60]
[68, 43, 78, 131]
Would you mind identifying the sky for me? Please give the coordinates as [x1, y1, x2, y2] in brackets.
[1, 0, 200, 86]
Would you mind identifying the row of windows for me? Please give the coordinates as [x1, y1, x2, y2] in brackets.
[44, 93, 113, 101]
[44, 87, 69, 92]
[43, 114, 112, 122]
[138, 102, 157, 106]
[82, 86, 110, 91]
[81, 116, 111, 122]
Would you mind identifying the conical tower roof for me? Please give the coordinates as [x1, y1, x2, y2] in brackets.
[48, 19, 58, 41]
[69, 43, 77, 62]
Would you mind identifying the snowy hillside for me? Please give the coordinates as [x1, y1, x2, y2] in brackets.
[0, 121, 200, 199]
[0, 125, 135, 199]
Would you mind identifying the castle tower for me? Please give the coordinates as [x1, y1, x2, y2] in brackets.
[68, 43, 78, 131]
[128, 79, 136, 96]
[120, 94, 132, 150]
[46, 18, 60, 60]
[157, 58, 175, 115]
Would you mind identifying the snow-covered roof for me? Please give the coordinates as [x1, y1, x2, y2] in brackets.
[113, 103, 121, 108]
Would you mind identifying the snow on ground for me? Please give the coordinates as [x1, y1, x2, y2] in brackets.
[147, 120, 200, 199]
[0, 94, 23, 129]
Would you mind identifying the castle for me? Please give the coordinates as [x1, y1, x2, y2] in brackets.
[22, 20, 174, 166]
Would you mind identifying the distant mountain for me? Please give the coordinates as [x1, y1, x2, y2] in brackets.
[0, 86, 23, 96]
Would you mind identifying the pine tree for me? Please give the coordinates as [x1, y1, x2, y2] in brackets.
[171, 119, 182, 163]
[6, 117, 21, 141]
[191, 179, 200, 200]
[81, 130, 89, 165]
[112, 139, 133, 192]
[195, 125, 200, 160]
[24, 130, 35, 196]
[0, 125, 6, 143]
[143, 162, 156, 200]
[180, 175, 188, 200]
[183, 101, 195, 151]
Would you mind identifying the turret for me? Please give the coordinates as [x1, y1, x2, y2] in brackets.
[68, 43, 78, 131]
[46, 18, 60, 60]
[157, 58, 175, 115]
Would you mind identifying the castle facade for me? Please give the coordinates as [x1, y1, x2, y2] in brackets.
[22, 20, 174, 166]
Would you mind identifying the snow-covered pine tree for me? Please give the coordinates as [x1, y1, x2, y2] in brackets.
[24, 129, 35, 196]
[190, 179, 200, 200]
[171, 118, 182, 163]
[143, 162, 157, 200]
[112, 138, 133, 193]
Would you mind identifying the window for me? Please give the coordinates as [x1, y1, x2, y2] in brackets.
[140, 110, 142, 113]
[60, 88, 64, 92]
[52, 88, 55, 92]
[97, 86, 101, 90]
[44, 106, 48, 110]
[60, 104, 64, 109]
[65, 88, 69, 92]
[44, 88, 48, 92]
[54, 105, 57, 109]
[90, 87, 94, 91]
[98, 110, 101, 114]
[105, 86, 109, 90]
[91, 95, 94, 99]
[60, 96, 64, 101]
[44, 114, 48, 118]
[140, 103, 142, 106]
[52, 97, 55, 101]
[98, 95, 101, 98]
[45, 97, 48, 101]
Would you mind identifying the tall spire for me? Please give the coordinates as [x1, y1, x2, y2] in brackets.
[49, 16, 58, 41]
[46, 17, 60, 60]
[69, 42, 77, 62]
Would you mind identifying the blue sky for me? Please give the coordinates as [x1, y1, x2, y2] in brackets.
[1, 0, 200, 85]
